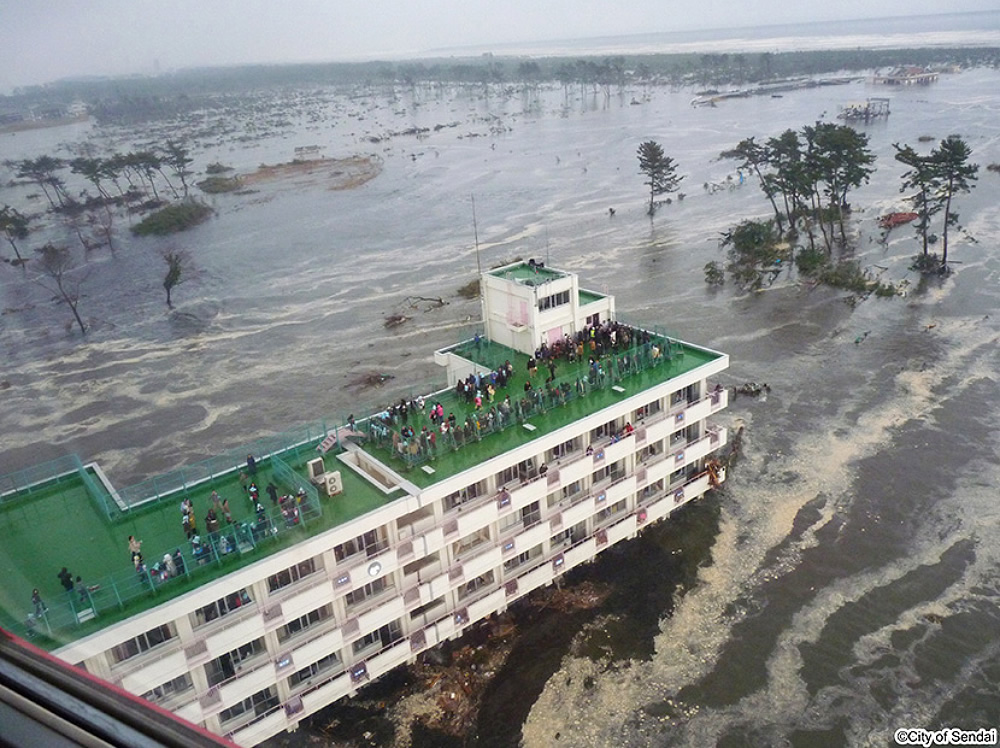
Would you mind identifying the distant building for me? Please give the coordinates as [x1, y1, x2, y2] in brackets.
[67, 100, 89, 118]
[873, 66, 939, 86]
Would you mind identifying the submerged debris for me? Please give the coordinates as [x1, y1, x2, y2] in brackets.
[400, 581, 611, 738]
[347, 371, 395, 390]
[383, 313, 409, 328]
[403, 295, 447, 311]
[732, 382, 771, 399]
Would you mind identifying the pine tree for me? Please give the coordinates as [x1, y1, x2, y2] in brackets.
[932, 136, 978, 269]
[637, 141, 683, 216]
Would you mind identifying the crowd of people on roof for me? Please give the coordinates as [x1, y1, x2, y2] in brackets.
[29, 444, 326, 631]
[364, 322, 667, 464]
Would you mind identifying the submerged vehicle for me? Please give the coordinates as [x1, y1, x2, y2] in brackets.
[879, 212, 919, 229]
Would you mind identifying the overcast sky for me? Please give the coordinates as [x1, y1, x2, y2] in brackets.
[2, 0, 997, 90]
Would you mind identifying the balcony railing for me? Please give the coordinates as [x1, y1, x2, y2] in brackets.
[222, 460, 725, 744]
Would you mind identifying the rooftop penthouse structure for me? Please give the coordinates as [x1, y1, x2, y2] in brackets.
[0, 261, 730, 746]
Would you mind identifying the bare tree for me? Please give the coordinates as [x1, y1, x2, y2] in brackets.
[163, 141, 193, 198]
[35, 243, 87, 335]
[84, 204, 115, 253]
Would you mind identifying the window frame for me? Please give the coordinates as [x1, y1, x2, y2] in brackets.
[267, 557, 319, 594]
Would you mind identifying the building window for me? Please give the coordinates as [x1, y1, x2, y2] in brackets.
[205, 638, 267, 687]
[409, 596, 446, 622]
[549, 481, 582, 508]
[549, 521, 587, 550]
[351, 620, 402, 656]
[551, 521, 586, 548]
[551, 527, 572, 546]
[444, 480, 486, 511]
[591, 418, 619, 441]
[219, 686, 278, 726]
[458, 571, 495, 602]
[638, 397, 662, 419]
[192, 588, 252, 627]
[453, 527, 492, 558]
[267, 557, 319, 594]
[494, 464, 518, 488]
[334, 528, 387, 562]
[503, 544, 542, 573]
[596, 499, 627, 522]
[592, 459, 625, 485]
[141, 673, 193, 703]
[288, 652, 342, 689]
[499, 501, 537, 533]
[110, 623, 176, 664]
[537, 290, 570, 311]
[547, 437, 578, 462]
[641, 479, 665, 499]
[344, 577, 388, 610]
[639, 441, 664, 462]
[278, 604, 333, 643]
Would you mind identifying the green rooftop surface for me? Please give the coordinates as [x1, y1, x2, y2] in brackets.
[0, 452, 402, 650]
[578, 288, 605, 306]
[489, 262, 567, 283]
[0, 333, 720, 650]
[358, 336, 720, 488]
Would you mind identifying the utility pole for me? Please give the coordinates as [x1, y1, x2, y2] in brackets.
[471, 194, 481, 276]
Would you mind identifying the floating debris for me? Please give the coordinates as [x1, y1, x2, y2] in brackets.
[347, 371, 395, 390]
[732, 382, 771, 399]
[878, 211, 918, 229]
[838, 97, 890, 121]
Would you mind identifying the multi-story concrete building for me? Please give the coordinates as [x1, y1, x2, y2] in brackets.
[4, 262, 729, 745]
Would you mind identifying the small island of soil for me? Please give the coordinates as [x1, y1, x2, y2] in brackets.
[241, 155, 381, 191]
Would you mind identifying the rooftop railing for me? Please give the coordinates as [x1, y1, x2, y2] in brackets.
[20, 487, 323, 646]
[362, 328, 690, 472]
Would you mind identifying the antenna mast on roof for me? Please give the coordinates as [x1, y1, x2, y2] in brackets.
[472, 194, 481, 277]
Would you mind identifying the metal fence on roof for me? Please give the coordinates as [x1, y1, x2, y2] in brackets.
[360, 324, 686, 470]
[114, 421, 330, 512]
[18, 486, 324, 645]
[0, 454, 85, 505]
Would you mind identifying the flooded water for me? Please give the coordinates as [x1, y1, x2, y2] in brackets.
[2, 48, 1000, 748]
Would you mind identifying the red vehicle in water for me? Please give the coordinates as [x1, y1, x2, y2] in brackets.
[878, 212, 919, 229]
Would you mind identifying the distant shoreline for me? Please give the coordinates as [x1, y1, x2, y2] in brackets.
[0, 114, 88, 134]
[5, 43, 999, 116]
